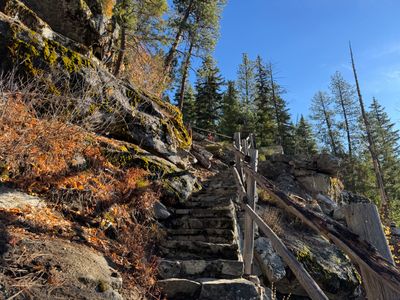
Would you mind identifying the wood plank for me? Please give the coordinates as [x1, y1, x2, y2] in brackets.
[234, 133, 243, 183]
[243, 149, 258, 275]
[242, 166, 400, 293]
[243, 203, 329, 300]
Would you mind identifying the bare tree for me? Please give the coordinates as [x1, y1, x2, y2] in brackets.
[349, 42, 389, 219]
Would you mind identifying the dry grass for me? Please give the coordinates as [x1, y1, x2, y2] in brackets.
[123, 41, 169, 97]
[0, 76, 163, 298]
[261, 206, 284, 237]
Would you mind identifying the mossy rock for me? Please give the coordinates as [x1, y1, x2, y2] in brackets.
[0, 10, 191, 171]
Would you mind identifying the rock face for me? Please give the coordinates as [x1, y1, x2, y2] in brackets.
[0, 1, 197, 200]
[1, 237, 124, 299]
[254, 237, 286, 283]
[259, 153, 344, 203]
[17, 0, 116, 58]
[256, 154, 362, 299]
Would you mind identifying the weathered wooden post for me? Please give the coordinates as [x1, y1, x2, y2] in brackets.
[243, 146, 258, 275]
[342, 203, 398, 299]
[234, 132, 243, 182]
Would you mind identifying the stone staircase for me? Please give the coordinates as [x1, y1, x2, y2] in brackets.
[157, 170, 262, 300]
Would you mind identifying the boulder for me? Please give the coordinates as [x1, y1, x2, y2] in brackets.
[314, 153, 340, 175]
[199, 278, 260, 300]
[277, 234, 361, 299]
[274, 174, 311, 201]
[154, 201, 171, 220]
[297, 173, 331, 196]
[254, 237, 286, 283]
[0, 186, 45, 209]
[1, 237, 124, 299]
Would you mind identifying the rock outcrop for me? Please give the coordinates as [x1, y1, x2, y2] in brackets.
[255, 154, 362, 299]
[0, 0, 198, 200]
[1, 235, 124, 299]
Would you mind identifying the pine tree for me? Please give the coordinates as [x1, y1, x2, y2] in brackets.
[329, 71, 360, 189]
[237, 53, 256, 133]
[294, 115, 317, 156]
[113, 0, 167, 76]
[219, 81, 242, 136]
[368, 98, 400, 223]
[253, 56, 275, 146]
[269, 63, 294, 154]
[178, 83, 196, 124]
[329, 71, 360, 157]
[310, 91, 343, 155]
[166, 0, 226, 79]
[194, 56, 224, 131]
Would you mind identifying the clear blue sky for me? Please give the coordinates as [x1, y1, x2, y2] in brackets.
[196, 0, 400, 124]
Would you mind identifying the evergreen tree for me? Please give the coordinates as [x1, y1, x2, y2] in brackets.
[294, 115, 317, 156]
[194, 56, 224, 131]
[329, 71, 360, 190]
[177, 83, 196, 124]
[310, 91, 343, 155]
[113, 0, 167, 76]
[368, 98, 400, 222]
[269, 63, 294, 154]
[219, 81, 242, 136]
[329, 71, 360, 157]
[236, 53, 256, 133]
[253, 56, 275, 146]
[166, 0, 226, 79]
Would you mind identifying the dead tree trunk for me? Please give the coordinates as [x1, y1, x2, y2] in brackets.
[349, 42, 389, 219]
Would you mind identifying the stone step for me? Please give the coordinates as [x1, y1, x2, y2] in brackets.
[157, 278, 201, 300]
[159, 241, 239, 260]
[157, 278, 260, 300]
[171, 206, 234, 219]
[198, 278, 260, 300]
[167, 228, 235, 239]
[168, 234, 232, 243]
[168, 217, 235, 230]
[189, 194, 233, 202]
[158, 259, 243, 280]
[182, 199, 233, 208]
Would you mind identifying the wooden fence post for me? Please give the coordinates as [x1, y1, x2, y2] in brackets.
[243, 147, 258, 275]
[234, 132, 243, 183]
[342, 203, 398, 299]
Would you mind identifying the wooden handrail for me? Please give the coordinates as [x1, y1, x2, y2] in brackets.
[232, 132, 400, 298]
[242, 203, 329, 300]
[241, 164, 400, 293]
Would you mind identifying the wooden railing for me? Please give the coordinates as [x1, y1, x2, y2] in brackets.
[232, 132, 400, 300]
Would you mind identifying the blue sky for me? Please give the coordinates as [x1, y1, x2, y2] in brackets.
[194, 0, 400, 124]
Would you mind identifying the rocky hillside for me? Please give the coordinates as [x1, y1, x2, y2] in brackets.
[0, 1, 397, 300]
[0, 1, 199, 299]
